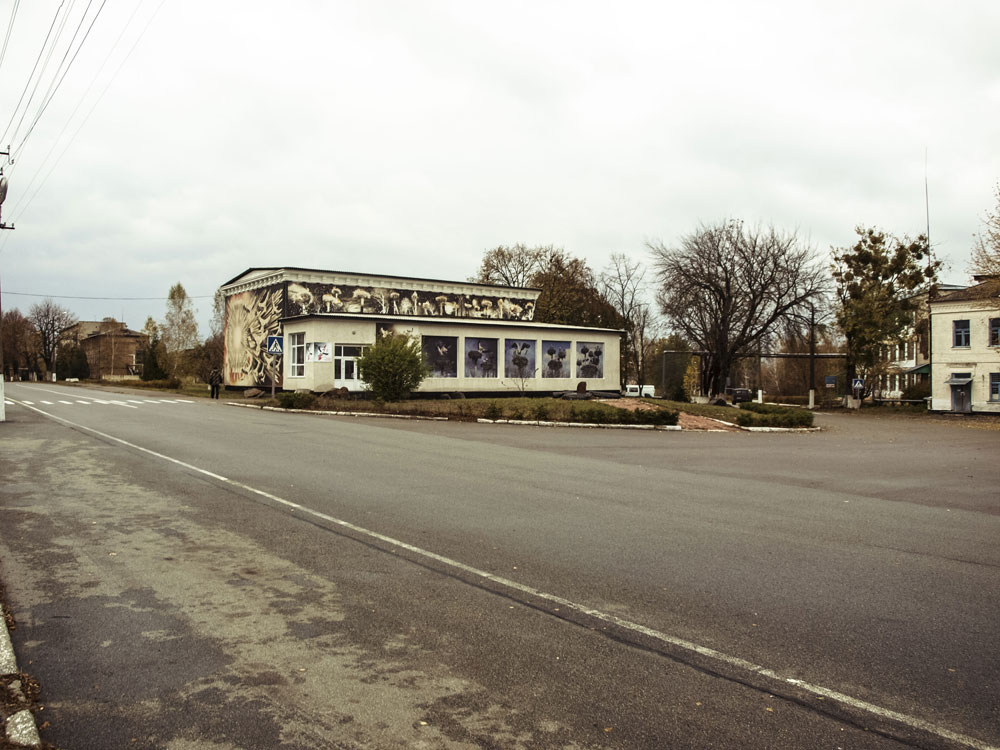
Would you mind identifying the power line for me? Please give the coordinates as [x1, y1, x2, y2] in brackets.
[5, 0, 156, 222]
[12, 0, 111, 162]
[0, 0, 67, 147]
[0, 0, 21, 76]
[4, 291, 216, 301]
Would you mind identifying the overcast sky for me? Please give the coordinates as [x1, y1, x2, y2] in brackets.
[1, 0, 997, 336]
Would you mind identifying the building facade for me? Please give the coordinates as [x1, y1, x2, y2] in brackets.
[873, 285, 965, 399]
[64, 319, 147, 380]
[928, 277, 1000, 413]
[221, 267, 622, 394]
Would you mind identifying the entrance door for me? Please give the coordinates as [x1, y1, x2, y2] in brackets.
[334, 345, 370, 391]
[951, 383, 972, 413]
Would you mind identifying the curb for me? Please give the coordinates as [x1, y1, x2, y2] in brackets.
[476, 418, 681, 431]
[225, 401, 819, 432]
[225, 402, 448, 421]
[1, 611, 42, 748]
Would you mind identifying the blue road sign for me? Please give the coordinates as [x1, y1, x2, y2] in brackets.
[852, 378, 864, 390]
[266, 335, 283, 355]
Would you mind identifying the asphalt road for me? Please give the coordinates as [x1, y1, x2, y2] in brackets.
[0, 382, 997, 750]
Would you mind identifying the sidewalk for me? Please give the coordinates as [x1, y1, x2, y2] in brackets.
[1, 600, 41, 748]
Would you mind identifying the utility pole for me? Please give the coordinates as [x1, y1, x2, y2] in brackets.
[0, 151, 15, 422]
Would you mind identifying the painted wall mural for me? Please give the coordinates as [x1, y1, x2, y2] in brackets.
[423, 335, 458, 377]
[576, 342, 604, 379]
[541, 340, 571, 378]
[283, 280, 536, 322]
[464, 338, 498, 378]
[224, 286, 284, 387]
[505, 340, 537, 380]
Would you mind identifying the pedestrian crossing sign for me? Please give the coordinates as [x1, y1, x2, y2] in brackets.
[267, 336, 283, 355]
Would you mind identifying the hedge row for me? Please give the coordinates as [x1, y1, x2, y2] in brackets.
[485, 401, 679, 426]
[736, 402, 814, 428]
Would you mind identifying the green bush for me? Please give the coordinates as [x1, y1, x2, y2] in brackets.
[737, 402, 813, 427]
[483, 401, 503, 420]
[128, 378, 181, 390]
[635, 408, 680, 426]
[357, 333, 428, 402]
[901, 380, 931, 400]
[277, 391, 316, 409]
[531, 403, 550, 421]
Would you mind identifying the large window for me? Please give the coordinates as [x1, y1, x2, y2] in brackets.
[990, 318, 1000, 347]
[953, 319, 970, 347]
[991, 373, 1000, 402]
[289, 332, 305, 377]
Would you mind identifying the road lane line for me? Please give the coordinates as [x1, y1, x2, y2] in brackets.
[11, 400, 999, 750]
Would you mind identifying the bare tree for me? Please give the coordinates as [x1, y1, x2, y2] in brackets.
[1, 308, 38, 379]
[649, 221, 828, 398]
[161, 283, 199, 377]
[28, 299, 77, 375]
[471, 244, 547, 287]
[600, 254, 659, 388]
[969, 181, 1000, 278]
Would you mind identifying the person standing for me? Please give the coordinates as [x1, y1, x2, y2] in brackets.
[209, 367, 223, 399]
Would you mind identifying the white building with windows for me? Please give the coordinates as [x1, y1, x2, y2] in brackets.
[928, 277, 1000, 413]
[220, 267, 622, 395]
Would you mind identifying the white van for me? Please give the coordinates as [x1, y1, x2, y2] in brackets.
[624, 384, 655, 398]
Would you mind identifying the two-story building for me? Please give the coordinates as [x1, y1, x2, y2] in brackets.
[221, 267, 622, 395]
[63, 319, 147, 380]
[928, 276, 1000, 413]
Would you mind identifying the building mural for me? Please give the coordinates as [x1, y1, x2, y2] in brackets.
[505, 340, 537, 380]
[221, 269, 618, 392]
[541, 340, 571, 378]
[283, 280, 536, 321]
[224, 285, 284, 387]
[423, 335, 459, 377]
[464, 338, 498, 378]
[576, 342, 604, 379]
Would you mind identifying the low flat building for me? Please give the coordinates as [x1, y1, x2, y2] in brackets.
[928, 277, 1000, 413]
[220, 267, 621, 395]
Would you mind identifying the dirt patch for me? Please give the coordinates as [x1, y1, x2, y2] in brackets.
[596, 400, 741, 431]
[676, 411, 741, 431]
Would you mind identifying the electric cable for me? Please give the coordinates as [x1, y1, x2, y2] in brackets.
[0, 0, 21, 78]
[12, 0, 111, 163]
[5, 0, 153, 222]
[0, 0, 67, 147]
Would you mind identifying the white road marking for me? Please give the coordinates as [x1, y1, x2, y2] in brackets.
[175, 399, 194, 403]
[40, 400, 53, 404]
[109, 400, 139, 409]
[143, 400, 160, 403]
[76, 401, 91, 405]
[11, 401, 1000, 750]
[22, 401, 34, 405]
[59, 400, 73, 404]
[127, 400, 145, 404]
